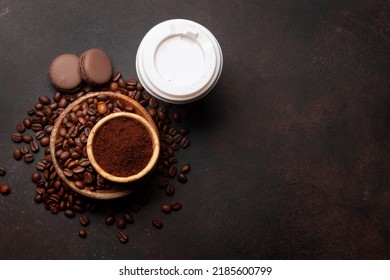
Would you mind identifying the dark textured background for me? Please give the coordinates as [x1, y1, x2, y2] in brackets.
[1, 0, 390, 259]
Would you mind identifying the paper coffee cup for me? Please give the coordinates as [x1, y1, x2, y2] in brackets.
[136, 19, 223, 104]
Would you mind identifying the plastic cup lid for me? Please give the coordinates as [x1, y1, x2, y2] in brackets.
[136, 19, 223, 103]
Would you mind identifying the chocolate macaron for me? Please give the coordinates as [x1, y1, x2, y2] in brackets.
[49, 54, 83, 93]
[79, 48, 112, 85]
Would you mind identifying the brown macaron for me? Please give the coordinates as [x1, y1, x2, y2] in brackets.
[79, 48, 112, 85]
[49, 54, 83, 93]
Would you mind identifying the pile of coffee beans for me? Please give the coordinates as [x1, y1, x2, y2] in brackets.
[11, 70, 191, 243]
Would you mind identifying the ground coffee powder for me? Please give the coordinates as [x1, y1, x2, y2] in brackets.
[92, 117, 152, 177]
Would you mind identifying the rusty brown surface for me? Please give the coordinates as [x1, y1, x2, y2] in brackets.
[0, 0, 390, 259]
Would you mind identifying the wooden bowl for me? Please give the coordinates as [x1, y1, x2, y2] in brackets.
[86, 112, 160, 183]
[50, 91, 158, 200]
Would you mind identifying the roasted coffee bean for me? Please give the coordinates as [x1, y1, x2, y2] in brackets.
[13, 148, 22, 161]
[74, 181, 85, 189]
[16, 122, 26, 133]
[34, 194, 43, 203]
[63, 169, 73, 177]
[23, 118, 32, 129]
[177, 173, 188, 183]
[31, 172, 41, 183]
[35, 161, 45, 171]
[53, 91, 62, 102]
[59, 151, 71, 162]
[58, 98, 68, 108]
[180, 137, 190, 148]
[161, 203, 172, 214]
[0, 185, 11, 195]
[179, 128, 190, 135]
[158, 178, 170, 188]
[168, 166, 177, 178]
[22, 134, 33, 143]
[0, 167, 6, 176]
[11, 133, 22, 143]
[35, 103, 44, 110]
[50, 204, 60, 214]
[79, 215, 90, 226]
[173, 112, 181, 123]
[44, 125, 53, 134]
[171, 200, 182, 211]
[39, 95, 50, 105]
[20, 146, 29, 155]
[168, 156, 177, 164]
[78, 229, 87, 238]
[105, 215, 115, 225]
[31, 123, 43, 132]
[173, 133, 182, 143]
[40, 137, 50, 147]
[152, 219, 163, 229]
[112, 71, 121, 81]
[27, 109, 35, 116]
[64, 209, 75, 218]
[118, 231, 128, 243]
[109, 82, 119, 92]
[166, 184, 175, 196]
[148, 108, 157, 118]
[73, 166, 85, 174]
[35, 131, 45, 140]
[24, 153, 34, 163]
[124, 212, 134, 224]
[116, 218, 126, 229]
[30, 140, 39, 153]
[118, 78, 126, 88]
[180, 164, 191, 174]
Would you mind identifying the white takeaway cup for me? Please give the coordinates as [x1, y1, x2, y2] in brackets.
[136, 19, 223, 104]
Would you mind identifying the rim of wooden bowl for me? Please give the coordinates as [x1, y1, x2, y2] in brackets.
[86, 112, 160, 183]
[49, 91, 158, 200]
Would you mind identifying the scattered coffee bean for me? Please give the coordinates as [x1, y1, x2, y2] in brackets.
[171, 200, 182, 211]
[124, 212, 134, 224]
[0, 185, 11, 195]
[116, 218, 126, 229]
[31, 172, 41, 183]
[158, 178, 170, 188]
[16, 122, 26, 133]
[20, 146, 29, 155]
[0, 167, 6, 176]
[22, 134, 33, 143]
[166, 184, 175, 196]
[64, 209, 75, 218]
[161, 203, 172, 214]
[118, 231, 128, 243]
[39, 95, 51, 105]
[78, 229, 87, 238]
[152, 219, 163, 229]
[30, 140, 39, 153]
[24, 153, 34, 163]
[180, 164, 191, 174]
[177, 173, 188, 183]
[79, 215, 90, 226]
[39, 137, 50, 147]
[105, 215, 115, 225]
[23, 118, 32, 129]
[13, 148, 22, 161]
[11, 133, 22, 143]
